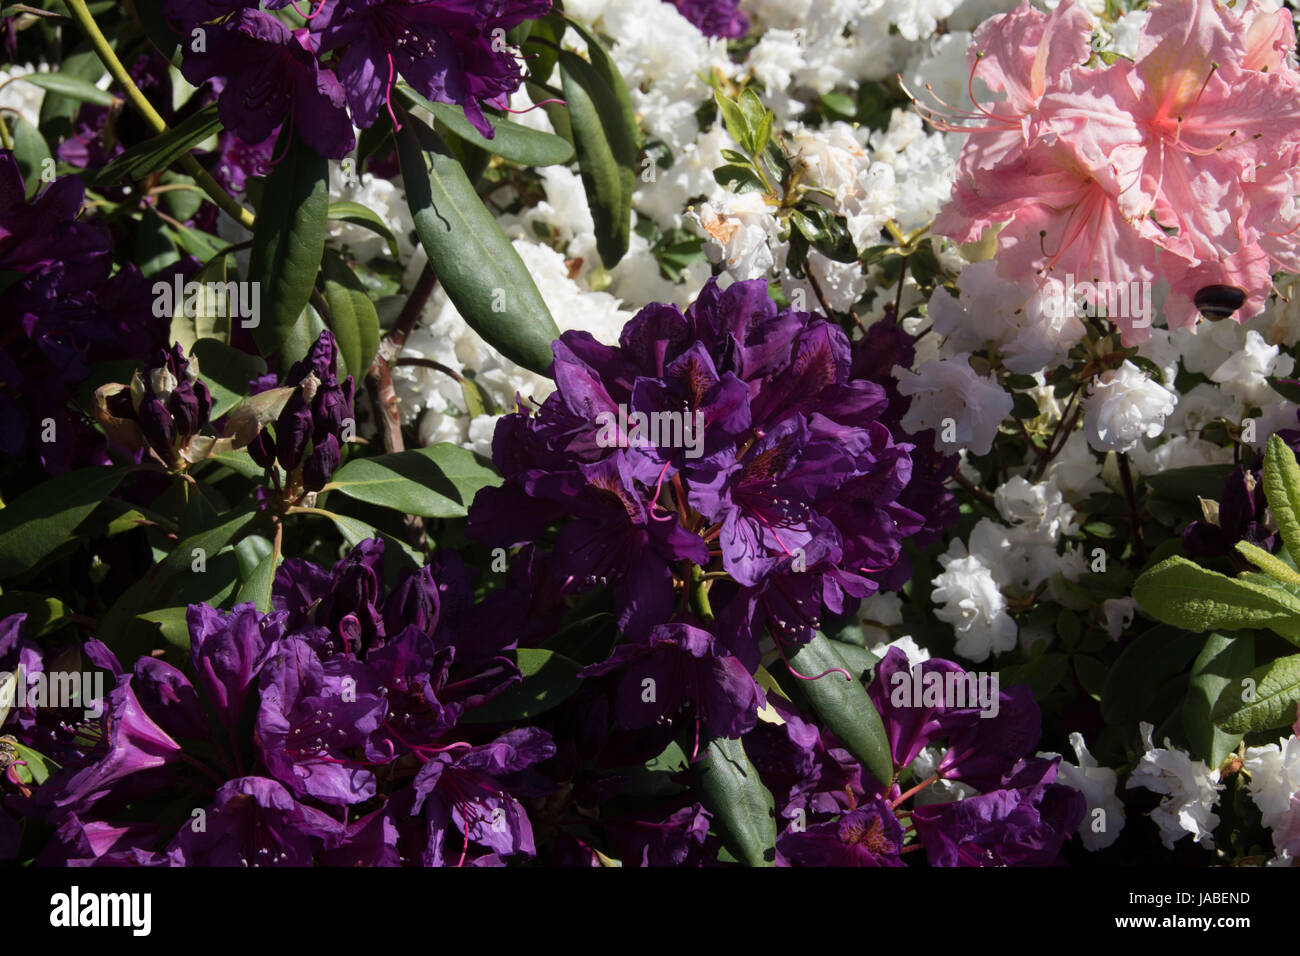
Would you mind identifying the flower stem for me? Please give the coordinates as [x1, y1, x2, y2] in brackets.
[64, 0, 257, 231]
[1117, 451, 1147, 564]
[688, 563, 714, 622]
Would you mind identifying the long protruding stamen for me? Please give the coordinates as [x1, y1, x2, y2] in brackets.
[385, 54, 403, 132]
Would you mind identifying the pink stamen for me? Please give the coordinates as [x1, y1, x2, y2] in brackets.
[385, 54, 403, 132]
[288, 0, 327, 19]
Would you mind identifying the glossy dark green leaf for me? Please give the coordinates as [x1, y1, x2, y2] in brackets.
[191, 338, 267, 420]
[460, 649, 582, 723]
[327, 201, 400, 258]
[694, 735, 776, 867]
[0, 466, 133, 579]
[396, 113, 559, 374]
[323, 443, 500, 518]
[320, 250, 381, 381]
[397, 86, 575, 167]
[92, 105, 222, 186]
[561, 16, 642, 149]
[790, 632, 892, 787]
[1183, 632, 1253, 766]
[1100, 624, 1203, 724]
[559, 50, 635, 268]
[249, 129, 329, 359]
[23, 72, 117, 107]
[10, 116, 51, 199]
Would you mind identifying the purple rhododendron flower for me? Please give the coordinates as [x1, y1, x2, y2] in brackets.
[180, 10, 355, 159]
[778, 799, 905, 866]
[668, 0, 748, 39]
[313, 0, 551, 137]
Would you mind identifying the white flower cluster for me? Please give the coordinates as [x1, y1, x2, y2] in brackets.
[1244, 721, 1300, 864]
[1127, 722, 1223, 850]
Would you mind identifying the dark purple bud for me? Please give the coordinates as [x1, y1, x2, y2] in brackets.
[137, 396, 176, 458]
[302, 433, 340, 492]
[311, 376, 354, 444]
[248, 429, 276, 469]
[275, 390, 313, 471]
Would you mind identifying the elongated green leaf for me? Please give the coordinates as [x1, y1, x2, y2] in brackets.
[249, 129, 329, 359]
[396, 114, 559, 374]
[1212, 653, 1300, 734]
[234, 548, 278, 613]
[1183, 632, 1253, 766]
[323, 443, 499, 518]
[460, 649, 582, 723]
[98, 507, 260, 650]
[560, 51, 635, 268]
[1132, 555, 1300, 644]
[327, 201, 400, 258]
[789, 632, 892, 786]
[396, 86, 575, 167]
[1264, 435, 1300, 565]
[23, 72, 116, 107]
[320, 250, 381, 382]
[92, 105, 222, 186]
[1237, 540, 1300, 588]
[10, 116, 51, 199]
[0, 466, 133, 579]
[562, 16, 642, 150]
[694, 735, 776, 867]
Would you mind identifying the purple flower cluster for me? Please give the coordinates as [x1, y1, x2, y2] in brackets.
[163, 0, 552, 160]
[773, 648, 1086, 866]
[1, 539, 556, 866]
[0, 152, 175, 473]
[668, 0, 749, 39]
[471, 278, 934, 666]
[94, 345, 213, 471]
[247, 331, 356, 496]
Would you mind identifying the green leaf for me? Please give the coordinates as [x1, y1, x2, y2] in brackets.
[323, 443, 500, 518]
[11, 742, 54, 785]
[327, 201, 400, 258]
[1211, 653, 1300, 735]
[1100, 624, 1204, 724]
[713, 89, 752, 154]
[319, 250, 381, 382]
[10, 116, 51, 199]
[1264, 435, 1300, 566]
[561, 16, 642, 149]
[0, 466, 133, 580]
[22, 72, 117, 107]
[1236, 540, 1300, 589]
[233, 546, 278, 613]
[98, 507, 260, 654]
[249, 129, 329, 359]
[315, 510, 422, 576]
[694, 735, 776, 867]
[1144, 464, 1236, 503]
[395, 113, 559, 375]
[459, 649, 582, 723]
[92, 105, 222, 186]
[137, 607, 191, 653]
[789, 632, 892, 787]
[0, 591, 68, 636]
[396, 86, 575, 167]
[559, 50, 636, 268]
[1183, 632, 1253, 766]
[1133, 556, 1300, 644]
[191, 338, 267, 420]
